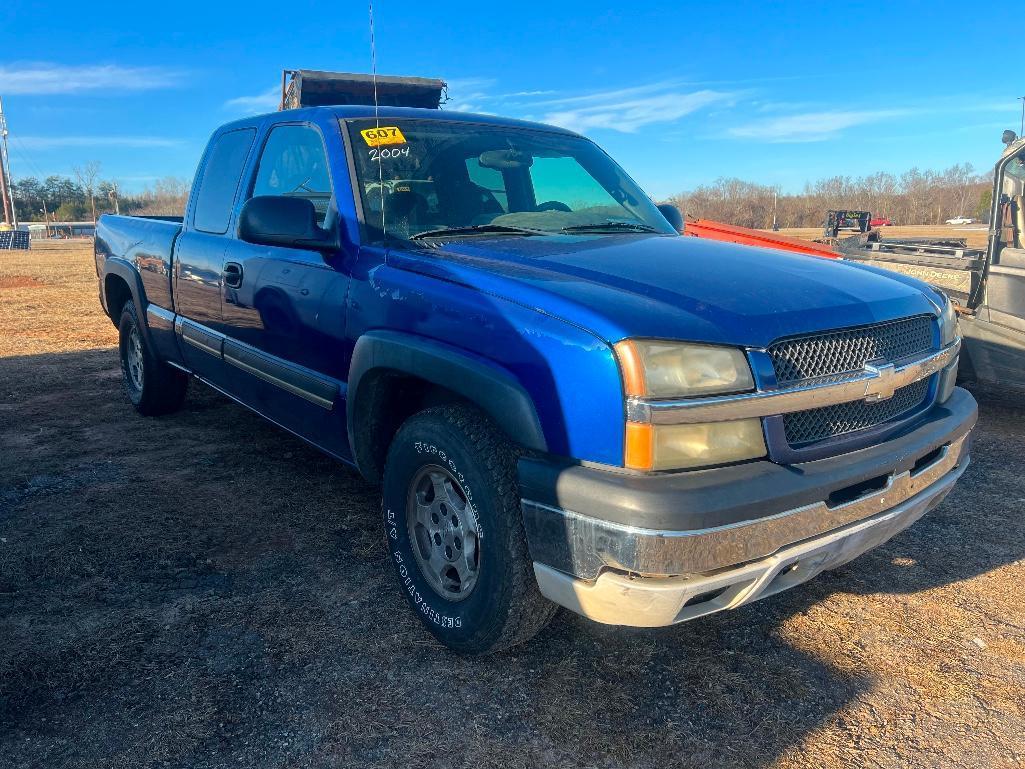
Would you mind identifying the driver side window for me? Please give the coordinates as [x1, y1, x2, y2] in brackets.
[251, 124, 332, 225]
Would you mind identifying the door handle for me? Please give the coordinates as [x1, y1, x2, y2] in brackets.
[222, 262, 243, 288]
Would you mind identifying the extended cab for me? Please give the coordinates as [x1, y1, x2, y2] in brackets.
[96, 104, 976, 653]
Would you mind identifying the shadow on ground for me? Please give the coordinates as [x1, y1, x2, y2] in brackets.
[1, 350, 1022, 768]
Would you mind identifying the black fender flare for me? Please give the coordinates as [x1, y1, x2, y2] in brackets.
[102, 257, 151, 335]
[346, 330, 547, 476]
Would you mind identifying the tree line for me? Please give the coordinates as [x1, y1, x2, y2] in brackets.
[10, 161, 995, 230]
[664, 163, 993, 229]
[9, 170, 190, 222]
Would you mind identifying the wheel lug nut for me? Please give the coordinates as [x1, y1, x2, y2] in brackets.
[451, 516, 459, 527]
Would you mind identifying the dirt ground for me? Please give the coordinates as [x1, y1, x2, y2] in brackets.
[1, 241, 1023, 769]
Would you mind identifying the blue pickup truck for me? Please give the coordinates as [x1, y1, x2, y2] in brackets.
[96, 104, 976, 653]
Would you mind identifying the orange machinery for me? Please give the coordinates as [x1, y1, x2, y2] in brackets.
[683, 215, 839, 258]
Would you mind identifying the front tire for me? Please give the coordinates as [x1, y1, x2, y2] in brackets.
[118, 300, 188, 416]
[382, 404, 557, 654]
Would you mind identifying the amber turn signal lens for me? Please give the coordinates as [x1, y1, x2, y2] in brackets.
[624, 421, 655, 471]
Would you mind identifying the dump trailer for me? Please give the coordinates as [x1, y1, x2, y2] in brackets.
[280, 69, 446, 110]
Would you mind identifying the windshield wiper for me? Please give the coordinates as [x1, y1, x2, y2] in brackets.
[409, 224, 549, 240]
[560, 221, 659, 234]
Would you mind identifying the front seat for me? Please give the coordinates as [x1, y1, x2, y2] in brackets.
[384, 189, 429, 238]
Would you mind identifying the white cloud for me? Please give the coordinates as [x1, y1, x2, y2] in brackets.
[445, 77, 497, 91]
[531, 81, 684, 108]
[541, 88, 736, 133]
[425, 77, 735, 132]
[0, 63, 182, 94]
[18, 136, 184, 149]
[442, 77, 498, 114]
[728, 109, 913, 142]
[224, 85, 280, 114]
[500, 89, 557, 98]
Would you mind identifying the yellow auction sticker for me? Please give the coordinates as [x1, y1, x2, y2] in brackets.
[360, 126, 407, 147]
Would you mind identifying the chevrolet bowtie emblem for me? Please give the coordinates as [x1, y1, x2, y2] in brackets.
[863, 361, 897, 402]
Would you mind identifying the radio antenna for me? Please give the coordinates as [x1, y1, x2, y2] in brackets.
[368, 0, 386, 239]
[369, 0, 380, 124]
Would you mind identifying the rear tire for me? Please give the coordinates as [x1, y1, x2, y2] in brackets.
[118, 300, 187, 416]
[382, 404, 557, 654]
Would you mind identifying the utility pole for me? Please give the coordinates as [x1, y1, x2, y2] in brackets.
[1019, 96, 1025, 138]
[0, 95, 15, 228]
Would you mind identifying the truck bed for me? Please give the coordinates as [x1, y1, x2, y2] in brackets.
[95, 214, 183, 311]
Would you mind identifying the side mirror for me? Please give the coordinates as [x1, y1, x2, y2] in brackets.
[238, 196, 338, 252]
[656, 203, 685, 234]
[1002, 130, 1018, 146]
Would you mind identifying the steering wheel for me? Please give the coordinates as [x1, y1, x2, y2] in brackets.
[535, 200, 572, 213]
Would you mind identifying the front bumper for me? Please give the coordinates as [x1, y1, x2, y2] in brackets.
[519, 386, 976, 627]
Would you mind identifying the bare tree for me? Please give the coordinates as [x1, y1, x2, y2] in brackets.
[129, 176, 190, 216]
[665, 164, 992, 228]
[73, 161, 102, 222]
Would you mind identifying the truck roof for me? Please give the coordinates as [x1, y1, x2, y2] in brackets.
[217, 105, 582, 138]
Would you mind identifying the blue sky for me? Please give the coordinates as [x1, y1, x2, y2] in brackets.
[1, 0, 1019, 197]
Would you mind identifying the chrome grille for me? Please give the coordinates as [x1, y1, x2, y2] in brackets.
[768, 315, 935, 384]
[783, 378, 931, 445]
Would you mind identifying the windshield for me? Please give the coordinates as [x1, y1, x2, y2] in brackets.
[343, 119, 676, 241]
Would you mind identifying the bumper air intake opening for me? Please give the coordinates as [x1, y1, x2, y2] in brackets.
[826, 473, 890, 508]
[912, 445, 945, 475]
[681, 585, 731, 608]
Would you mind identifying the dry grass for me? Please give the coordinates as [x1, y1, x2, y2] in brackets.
[1, 242, 1024, 768]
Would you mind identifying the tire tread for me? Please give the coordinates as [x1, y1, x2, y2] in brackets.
[385, 403, 557, 653]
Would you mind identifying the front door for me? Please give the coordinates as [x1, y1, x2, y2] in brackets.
[218, 122, 353, 456]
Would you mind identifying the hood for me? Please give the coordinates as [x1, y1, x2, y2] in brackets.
[389, 234, 942, 347]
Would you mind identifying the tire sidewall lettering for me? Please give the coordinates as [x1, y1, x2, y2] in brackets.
[384, 428, 500, 639]
[412, 441, 483, 541]
[386, 530, 462, 628]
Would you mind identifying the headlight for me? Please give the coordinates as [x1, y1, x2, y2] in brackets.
[616, 339, 764, 471]
[936, 293, 960, 403]
[938, 293, 959, 346]
[625, 420, 767, 471]
[615, 340, 754, 398]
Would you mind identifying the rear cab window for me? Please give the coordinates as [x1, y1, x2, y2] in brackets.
[192, 128, 257, 234]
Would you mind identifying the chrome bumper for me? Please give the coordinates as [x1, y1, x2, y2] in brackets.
[528, 433, 970, 627]
[533, 449, 971, 627]
[524, 433, 969, 581]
